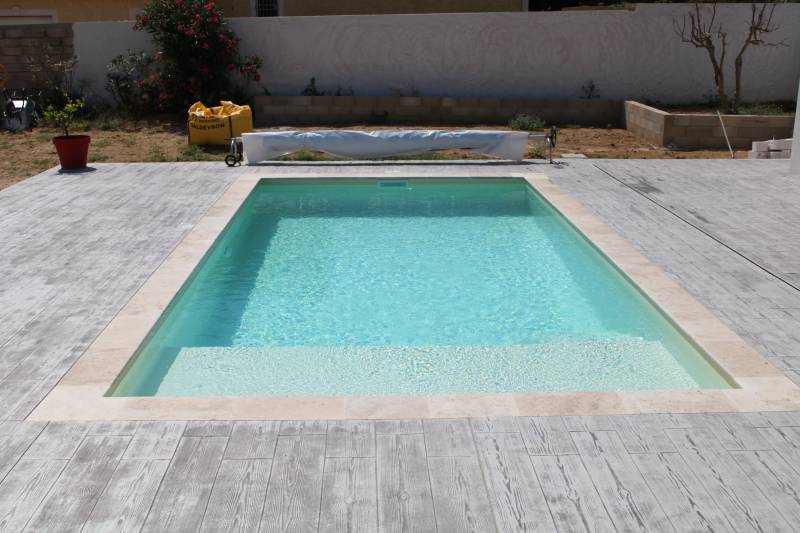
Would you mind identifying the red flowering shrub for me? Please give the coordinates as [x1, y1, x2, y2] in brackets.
[133, 0, 262, 111]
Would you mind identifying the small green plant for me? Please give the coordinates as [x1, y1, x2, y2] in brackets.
[43, 97, 85, 136]
[147, 144, 169, 162]
[581, 80, 599, 99]
[526, 144, 545, 159]
[180, 144, 209, 160]
[89, 153, 110, 162]
[97, 115, 123, 131]
[301, 77, 325, 96]
[94, 139, 111, 148]
[509, 114, 546, 131]
[123, 138, 137, 147]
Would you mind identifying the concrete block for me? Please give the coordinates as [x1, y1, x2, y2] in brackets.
[310, 95, 332, 106]
[286, 96, 311, 106]
[333, 96, 355, 106]
[268, 97, 290, 105]
[46, 26, 70, 38]
[768, 138, 793, 150]
[738, 126, 790, 141]
[353, 96, 377, 106]
[377, 96, 399, 107]
[502, 97, 525, 108]
[399, 96, 422, 107]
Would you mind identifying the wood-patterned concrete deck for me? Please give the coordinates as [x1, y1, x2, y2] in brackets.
[1, 160, 799, 531]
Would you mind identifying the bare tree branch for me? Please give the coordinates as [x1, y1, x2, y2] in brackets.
[675, 0, 788, 114]
[732, 1, 787, 113]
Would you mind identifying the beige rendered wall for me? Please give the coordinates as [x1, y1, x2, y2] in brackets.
[73, 4, 800, 104]
[0, 0, 250, 23]
[284, 0, 524, 16]
[0, 0, 139, 22]
[0, 0, 518, 22]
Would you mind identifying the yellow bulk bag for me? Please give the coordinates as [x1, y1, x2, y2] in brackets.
[187, 101, 253, 145]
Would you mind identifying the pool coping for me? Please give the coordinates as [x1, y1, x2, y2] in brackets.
[29, 172, 800, 420]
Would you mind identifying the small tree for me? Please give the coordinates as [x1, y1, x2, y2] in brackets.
[674, 1, 786, 114]
[43, 97, 84, 137]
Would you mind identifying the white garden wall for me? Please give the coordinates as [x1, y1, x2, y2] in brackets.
[74, 3, 800, 104]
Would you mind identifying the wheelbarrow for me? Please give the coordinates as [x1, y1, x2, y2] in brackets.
[224, 136, 243, 167]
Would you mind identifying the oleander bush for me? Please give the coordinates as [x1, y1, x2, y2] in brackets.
[130, 0, 262, 111]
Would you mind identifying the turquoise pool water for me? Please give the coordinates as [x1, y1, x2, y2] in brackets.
[111, 178, 731, 397]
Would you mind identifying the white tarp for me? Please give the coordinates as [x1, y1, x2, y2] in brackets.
[242, 130, 529, 163]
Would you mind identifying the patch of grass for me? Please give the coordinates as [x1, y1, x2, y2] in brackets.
[738, 102, 788, 116]
[275, 151, 342, 161]
[31, 158, 51, 166]
[526, 144, 545, 159]
[94, 139, 111, 148]
[509, 114, 546, 131]
[89, 153, 109, 162]
[179, 144, 209, 161]
[96, 115, 124, 130]
[147, 145, 170, 162]
[381, 152, 455, 161]
[123, 138, 136, 147]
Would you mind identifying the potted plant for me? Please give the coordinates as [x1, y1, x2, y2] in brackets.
[43, 97, 90, 170]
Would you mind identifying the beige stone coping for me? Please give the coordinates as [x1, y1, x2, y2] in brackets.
[29, 172, 800, 421]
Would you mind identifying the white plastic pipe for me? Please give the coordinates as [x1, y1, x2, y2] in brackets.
[792, 76, 800, 174]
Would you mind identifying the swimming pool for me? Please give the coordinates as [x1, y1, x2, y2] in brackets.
[111, 178, 731, 397]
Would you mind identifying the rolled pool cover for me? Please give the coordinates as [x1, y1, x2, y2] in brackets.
[242, 130, 529, 162]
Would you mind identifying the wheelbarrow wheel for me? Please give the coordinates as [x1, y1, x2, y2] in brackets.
[225, 154, 239, 167]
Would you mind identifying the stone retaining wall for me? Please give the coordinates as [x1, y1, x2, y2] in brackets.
[624, 101, 795, 150]
[253, 95, 623, 127]
[0, 23, 73, 89]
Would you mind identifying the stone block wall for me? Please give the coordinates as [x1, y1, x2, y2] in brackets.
[0, 23, 73, 89]
[625, 101, 795, 150]
[253, 95, 623, 127]
[624, 101, 667, 146]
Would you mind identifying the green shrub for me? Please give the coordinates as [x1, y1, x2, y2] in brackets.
[43, 97, 84, 136]
[509, 114, 546, 131]
[301, 77, 324, 96]
[106, 51, 160, 114]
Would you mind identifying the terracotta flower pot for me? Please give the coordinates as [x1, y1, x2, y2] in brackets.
[52, 135, 91, 170]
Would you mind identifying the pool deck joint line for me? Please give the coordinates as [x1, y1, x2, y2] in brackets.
[29, 170, 800, 421]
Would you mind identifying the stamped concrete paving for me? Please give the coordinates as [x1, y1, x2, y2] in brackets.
[1, 160, 799, 531]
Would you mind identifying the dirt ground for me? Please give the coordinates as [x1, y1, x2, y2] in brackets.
[0, 117, 745, 191]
